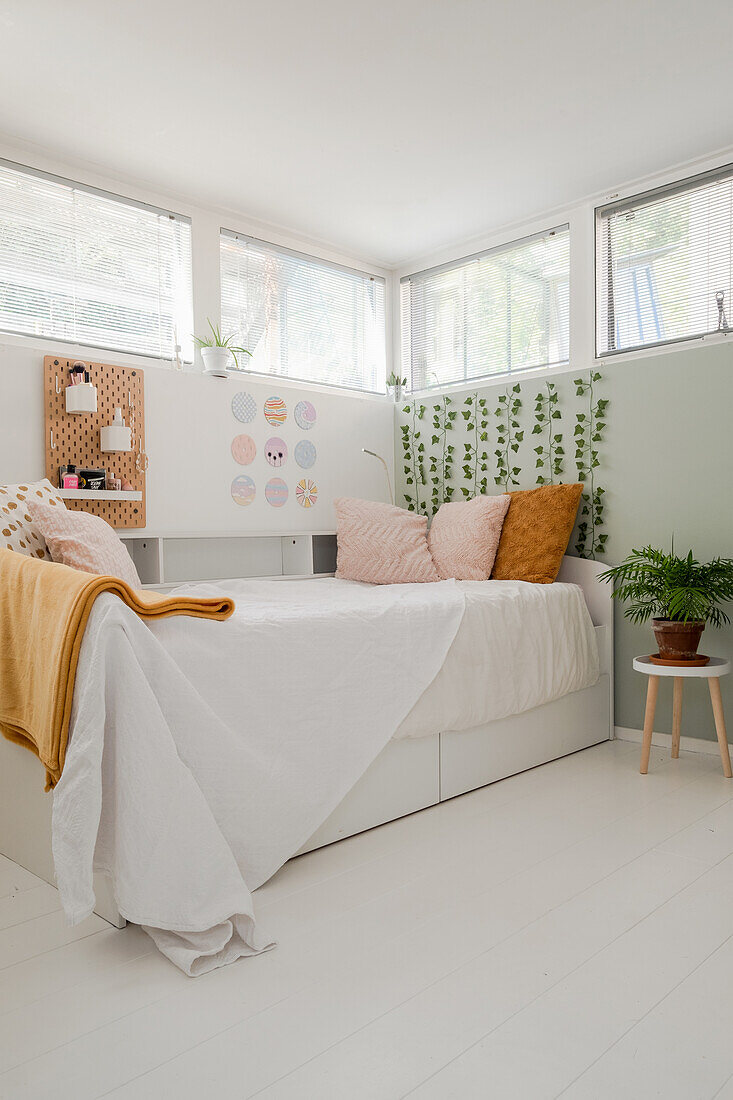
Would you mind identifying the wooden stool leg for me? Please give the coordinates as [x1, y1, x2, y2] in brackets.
[708, 677, 732, 779]
[671, 677, 683, 759]
[640, 676, 659, 774]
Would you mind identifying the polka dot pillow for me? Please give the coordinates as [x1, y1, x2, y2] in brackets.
[0, 479, 66, 559]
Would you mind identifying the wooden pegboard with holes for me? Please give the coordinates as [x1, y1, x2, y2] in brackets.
[44, 355, 146, 529]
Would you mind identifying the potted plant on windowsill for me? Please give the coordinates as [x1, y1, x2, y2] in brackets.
[600, 546, 733, 664]
[386, 372, 407, 402]
[195, 321, 252, 377]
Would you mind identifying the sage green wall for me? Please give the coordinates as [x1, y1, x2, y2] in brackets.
[395, 339, 733, 743]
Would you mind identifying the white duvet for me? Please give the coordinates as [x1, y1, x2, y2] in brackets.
[52, 577, 598, 975]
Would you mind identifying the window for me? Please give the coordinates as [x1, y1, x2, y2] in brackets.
[0, 159, 193, 361]
[400, 226, 569, 391]
[220, 231, 386, 392]
[596, 164, 733, 356]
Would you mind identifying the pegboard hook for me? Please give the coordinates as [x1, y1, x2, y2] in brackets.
[50, 429, 56, 451]
[55, 376, 61, 394]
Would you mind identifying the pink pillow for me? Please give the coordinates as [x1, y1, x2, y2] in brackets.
[429, 494, 511, 580]
[29, 501, 142, 589]
[335, 498, 439, 584]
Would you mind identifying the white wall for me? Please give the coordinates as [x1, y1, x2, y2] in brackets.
[0, 140, 396, 533]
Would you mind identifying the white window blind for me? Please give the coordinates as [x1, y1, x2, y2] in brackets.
[596, 164, 733, 355]
[400, 226, 570, 391]
[0, 159, 193, 361]
[220, 231, 386, 392]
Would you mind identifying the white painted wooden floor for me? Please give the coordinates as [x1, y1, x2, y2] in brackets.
[2, 739, 733, 1099]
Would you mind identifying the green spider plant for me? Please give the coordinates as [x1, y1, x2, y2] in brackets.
[599, 546, 733, 626]
[194, 320, 252, 370]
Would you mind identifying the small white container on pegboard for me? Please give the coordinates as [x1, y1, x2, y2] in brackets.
[65, 382, 97, 414]
[100, 407, 132, 452]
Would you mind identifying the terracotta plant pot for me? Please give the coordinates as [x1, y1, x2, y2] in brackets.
[652, 618, 705, 662]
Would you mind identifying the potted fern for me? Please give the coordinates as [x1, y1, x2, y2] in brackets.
[600, 546, 733, 663]
[195, 320, 252, 377]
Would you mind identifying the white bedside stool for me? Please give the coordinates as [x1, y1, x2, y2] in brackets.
[633, 655, 732, 777]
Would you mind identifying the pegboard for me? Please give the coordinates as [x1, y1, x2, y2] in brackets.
[44, 355, 146, 529]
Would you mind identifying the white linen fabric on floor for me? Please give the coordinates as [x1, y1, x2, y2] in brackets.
[52, 579, 467, 975]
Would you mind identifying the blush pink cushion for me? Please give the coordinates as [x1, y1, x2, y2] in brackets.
[29, 500, 142, 589]
[335, 498, 439, 584]
[428, 494, 511, 580]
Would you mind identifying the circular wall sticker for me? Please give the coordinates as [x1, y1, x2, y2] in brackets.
[265, 477, 289, 508]
[230, 434, 256, 465]
[264, 436, 288, 467]
[294, 439, 316, 469]
[294, 399, 316, 430]
[231, 391, 257, 424]
[231, 474, 256, 506]
[264, 396, 287, 425]
[296, 478, 318, 508]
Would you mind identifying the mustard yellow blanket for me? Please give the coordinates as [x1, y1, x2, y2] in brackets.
[0, 548, 234, 788]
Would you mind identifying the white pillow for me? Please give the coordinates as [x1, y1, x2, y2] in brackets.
[0, 478, 66, 559]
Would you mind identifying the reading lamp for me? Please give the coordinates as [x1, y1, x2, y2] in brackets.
[362, 449, 394, 505]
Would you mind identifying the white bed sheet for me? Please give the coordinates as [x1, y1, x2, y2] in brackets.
[52, 576, 598, 976]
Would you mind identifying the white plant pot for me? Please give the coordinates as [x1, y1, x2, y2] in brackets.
[201, 347, 234, 377]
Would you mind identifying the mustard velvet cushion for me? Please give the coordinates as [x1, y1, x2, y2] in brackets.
[491, 483, 583, 583]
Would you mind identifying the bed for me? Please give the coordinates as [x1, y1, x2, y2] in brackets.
[0, 546, 612, 974]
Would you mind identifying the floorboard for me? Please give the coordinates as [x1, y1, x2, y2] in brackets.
[2, 741, 732, 1100]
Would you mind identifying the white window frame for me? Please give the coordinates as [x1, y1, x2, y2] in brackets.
[595, 162, 733, 360]
[0, 157, 194, 364]
[219, 229, 388, 395]
[399, 224, 570, 394]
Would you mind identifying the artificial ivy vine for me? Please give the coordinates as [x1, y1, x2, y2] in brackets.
[401, 401, 427, 514]
[460, 393, 489, 498]
[532, 381, 564, 485]
[573, 370, 608, 559]
[428, 395, 457, 512]
[493, 384, 523, 491]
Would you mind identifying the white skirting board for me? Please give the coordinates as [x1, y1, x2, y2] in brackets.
[615, 725, 732, 758]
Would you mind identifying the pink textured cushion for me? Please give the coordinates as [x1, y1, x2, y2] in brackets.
[429, 494, 511, 580]
[29, 500, 142, 589]
[335, 498, 439, 584]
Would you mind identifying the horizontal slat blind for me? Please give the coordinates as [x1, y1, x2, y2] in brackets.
[220, 232, 386, 392]
[401, 226, 569, 391]
[0, 160, 193, 362]
[596, 164, 733, 355]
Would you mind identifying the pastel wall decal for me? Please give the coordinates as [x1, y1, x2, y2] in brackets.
[231, 434, 256, 465]
[294, 399, 316, 430]
[265, 477, 289, 507]
[265, 436, 288, 467]
[231, 474, 256, 506]
[294, 439, 316, 469]
[264, 396, 287, 425]
[231, 391, 257, 424]
[296, 478, 318, 508]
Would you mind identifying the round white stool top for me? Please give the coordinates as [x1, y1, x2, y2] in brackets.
[633, 655, 730, 679]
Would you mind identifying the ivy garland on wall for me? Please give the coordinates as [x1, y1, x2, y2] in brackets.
[400, 401, 427, 515]
[532, 381, 564, 484]
[428, 396, 457, 512]
[460, 393, 489, 498]
[573, 370, 608, 560]
[398, 372, 608, 559]
[493, 384, 523, 491]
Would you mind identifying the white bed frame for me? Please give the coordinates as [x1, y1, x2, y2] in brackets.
[0, 546, 612, 930]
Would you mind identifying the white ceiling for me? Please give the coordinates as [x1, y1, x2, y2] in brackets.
[1, 0, 732, 268]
